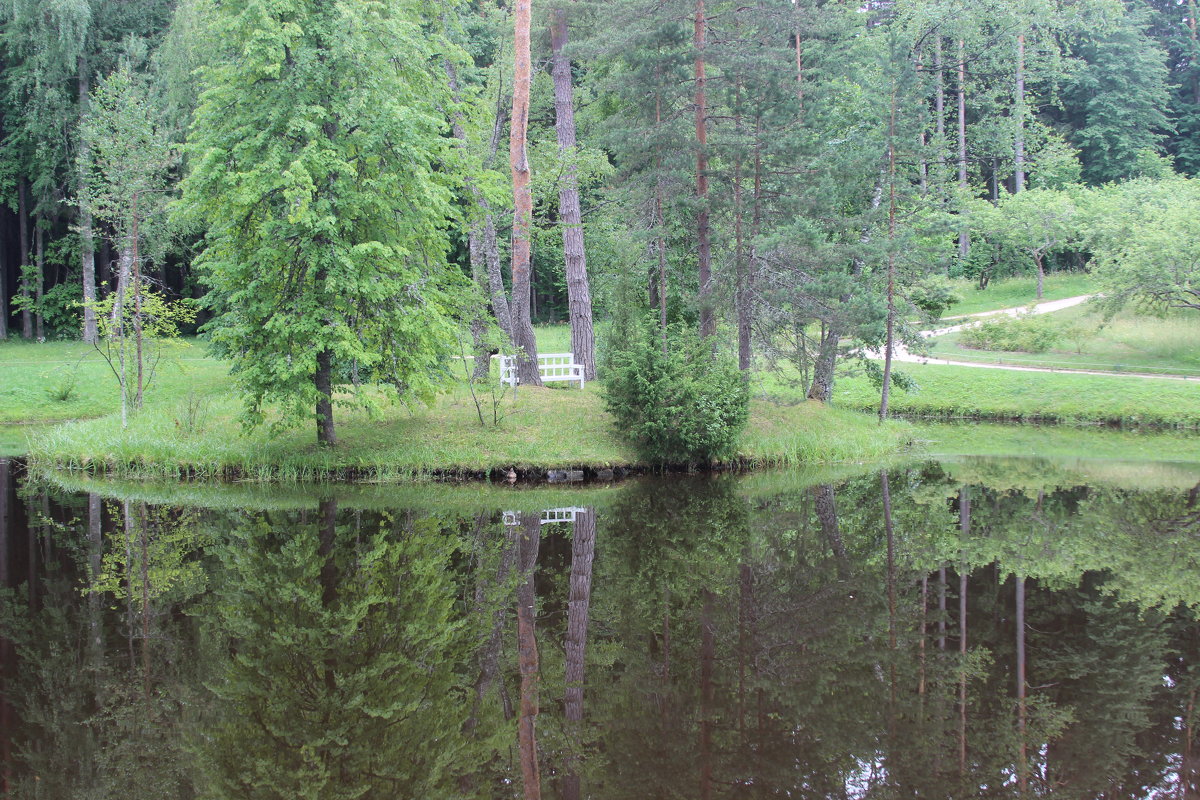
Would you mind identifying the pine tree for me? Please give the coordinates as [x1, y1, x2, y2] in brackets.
[179, 0, 469, 445]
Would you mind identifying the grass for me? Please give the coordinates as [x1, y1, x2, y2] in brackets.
[831, 361, 1200, 427]
[915, 420, 1200, 463]
[18, 327, 913, 479]
[940, 272, 1097, 318]
[927, 304, 1200, 377]
[0, 338, 227, 423]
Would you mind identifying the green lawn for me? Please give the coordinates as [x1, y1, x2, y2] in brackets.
[941, 272, 1097, 318]
[14, 332, 913, 478]
[927, 305, 1200, 377]
[832, 361, 1200, 427]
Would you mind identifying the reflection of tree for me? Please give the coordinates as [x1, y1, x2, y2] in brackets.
[562, 507, 595, 800]
[514, 512, 542, 800]
[198, 499, 470, 798]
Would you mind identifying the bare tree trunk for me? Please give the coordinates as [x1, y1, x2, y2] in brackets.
[131, 195, 144, 408]
[0, 219, 8, 340]
[880, 90, 898, 421]
[550, 9, 596, 380]
[516, 513, 542, 799]
[18, 180, 31, 340]
[957, 40, 970, 260]
[511, 0, 543, 387]
[316, 348, 336, 446]
[561, 507, 595, 800]
[1014, 34, 1027, 194]
[34, 222, 44, 341]
[80, 55, 98, 344]
[694, 0, 714, 338]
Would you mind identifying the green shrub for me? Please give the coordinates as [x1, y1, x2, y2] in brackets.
[908, 277, 962, 322]
[959, 311, 1061, 352]
[603, 321, 749, 465]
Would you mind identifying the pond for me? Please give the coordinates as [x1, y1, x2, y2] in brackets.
[1, 454, 1199, 798]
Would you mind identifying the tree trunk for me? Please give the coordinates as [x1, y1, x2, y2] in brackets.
[813, 483, 850, 581]
[880, 90, 898, 422]
[1016, 573, 1028, 794]
[131, 195, 144, 408]
[516, 513, 542, 800]
[561, 507, 595, 800]
[694, 0, 714, 338]
[1014, 34, 1027, 193]
[936, 36, 946, 191]
[958, 486, 970, 779]
[510, 0, 543, 387]
[957, 40, 970, 260]
[18, 180, 31, 340]
[316, 348, 337, 446]
[1034, 252, 1044, 300]
[34, 222, 44, 341]
[0, 214, 8, 340]
[80, 55, 98, 344]
[699, 589, 715, 800]
[550, 9, 596, 380]
[807, 171, 884, 402]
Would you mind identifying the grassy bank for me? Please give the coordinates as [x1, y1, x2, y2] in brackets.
[27, 381, 914, 480]
[832, 361, 1200, 426]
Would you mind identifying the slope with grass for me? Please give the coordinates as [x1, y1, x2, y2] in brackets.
[832, 361, 1200, 426]
[926, 304, 1200, 377]
[940, 272, 1097, 318]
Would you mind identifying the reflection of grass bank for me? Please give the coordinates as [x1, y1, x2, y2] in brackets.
[833, 362, 1200, 427]
[916, 420, 1200, 463]
[28, 387, 914, 481]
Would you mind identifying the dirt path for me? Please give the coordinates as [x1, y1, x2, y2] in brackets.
[877, 295, 1200, 382]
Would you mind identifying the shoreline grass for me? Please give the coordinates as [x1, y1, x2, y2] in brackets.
[831, 361, 1200, 427]
[26, 383, 916, 482]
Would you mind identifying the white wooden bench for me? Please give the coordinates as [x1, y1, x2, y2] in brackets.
[500, 352, 585, 389]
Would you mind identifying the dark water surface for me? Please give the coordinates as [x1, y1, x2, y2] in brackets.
[2, 456, 1199, 799]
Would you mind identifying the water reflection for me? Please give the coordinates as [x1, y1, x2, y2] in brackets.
[2, 458, 1199, 798]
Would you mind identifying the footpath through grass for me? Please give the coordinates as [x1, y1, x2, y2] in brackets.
[941, 272, 1097, 318]
[928, 304, 1200, 377]
[832, 361, 1200, 427]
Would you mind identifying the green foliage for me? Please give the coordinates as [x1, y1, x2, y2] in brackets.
[177, 0, 470, 437]
[603, 320, 749, 464]
[906, 276, 962, 322]
[959, 310, 1062, 352]
[12, 280, 83, 339]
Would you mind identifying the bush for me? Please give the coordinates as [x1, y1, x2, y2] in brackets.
[959, 311, 1061, 352]
[603, 321, 749, 465]
[908, 277, 962, 323]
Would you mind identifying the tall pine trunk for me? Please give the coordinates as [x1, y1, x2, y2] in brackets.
[18, 179, 31, 340]
[694, 0, 714, 338]
[80, 55, 98, 344]
[550, 9, 596, 380]
[511, 0, 543, 386]
[34, 222, 44, 341]
[879, 89, 898, 421]
[957, 40, 970, 260]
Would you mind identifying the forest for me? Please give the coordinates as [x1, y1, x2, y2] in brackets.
[1, 0, 1199, 453]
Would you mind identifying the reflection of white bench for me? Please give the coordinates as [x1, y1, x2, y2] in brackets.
[500, 352, 585, 389]
[504, 508, 588, 526]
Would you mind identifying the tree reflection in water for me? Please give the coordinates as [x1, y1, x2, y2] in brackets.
[2, 458, 1199, 798]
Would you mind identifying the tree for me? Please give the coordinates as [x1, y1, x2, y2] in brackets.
[971, 188, 1082, 299]
[78, 61, 174, 420]
[178, 0, 469, 446]
[1087, 177, 1200, 314]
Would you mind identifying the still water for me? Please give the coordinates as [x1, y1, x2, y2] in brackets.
[2, 456, 1199, 799]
